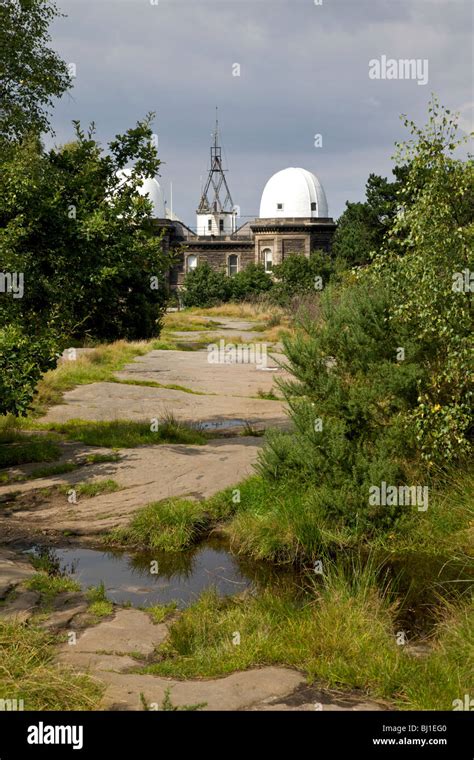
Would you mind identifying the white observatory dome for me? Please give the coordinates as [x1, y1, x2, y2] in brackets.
[116, 169, 165, 218]
[259, 167, 329, 219]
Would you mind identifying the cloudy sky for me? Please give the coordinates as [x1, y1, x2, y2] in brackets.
[48, 0, 473, 227]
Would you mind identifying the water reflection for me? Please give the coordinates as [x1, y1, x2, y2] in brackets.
[25, 537, 295, 609]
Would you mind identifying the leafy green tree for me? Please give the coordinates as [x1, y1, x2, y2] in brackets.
[182, 262, 230, 308]
[260, 99, 472, 534]
[332, 172, 405, 267]
[370, 98, 473, 463]
[229, 263, 272, 301]
[271, 251, 333, 306]
[0, 0, 71, 142]
[1, 117, 172, 343]
[0, 2, 174, 414]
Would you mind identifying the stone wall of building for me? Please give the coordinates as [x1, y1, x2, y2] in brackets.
[168, 239, 254, 287]
[252, 218, 336, 266]
[282, 238, 306, 258]
[309, 226, 336, 253]
[162, 217, 336, 289]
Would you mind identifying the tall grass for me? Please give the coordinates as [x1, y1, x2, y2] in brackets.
[143, 564, 473, 710]
[162, 314, 223, 332]
[39, 416, 208, 448]
[0, 621, 102, 710]
[106, 464, 473, 564]
[215, 465, 474, 564]
[28, 341, 151, 416]
[188, 301, 286, 321]
[0, 438, 62, 468]
[106, 498, 210, 551]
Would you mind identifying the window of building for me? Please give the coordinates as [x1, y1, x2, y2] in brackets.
[187, 255, 198, 272]
[311, 202, 317, 211]
[228, 254, 238, 276]
[277, 203, 283, 211]
[208, 219, 212, 231]
[219, 218, 224, 233]
[262, 248, 273, 273]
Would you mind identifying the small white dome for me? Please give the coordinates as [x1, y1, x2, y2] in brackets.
[259, 167, 329, 219]
[116, 169, 165, 218]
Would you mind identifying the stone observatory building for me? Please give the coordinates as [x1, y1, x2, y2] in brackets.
[133, 116, 336, 289]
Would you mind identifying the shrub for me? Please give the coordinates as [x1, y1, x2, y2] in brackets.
[181, 263, 231, 307]
[271, 251, 334, 306]
[0, 325, 58, 416]
[258, 100, 473, 537]
[260, 277, 419, 532]
[229, 263, 273, 301]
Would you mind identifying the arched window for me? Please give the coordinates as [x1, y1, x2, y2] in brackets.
[187, 255, 198, 272]
[262, 248, 273, 273]
[228, 254, 239, 276]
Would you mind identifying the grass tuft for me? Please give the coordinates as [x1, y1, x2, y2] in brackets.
[141, 566, 473, 710]
[106, 498, 210, 552]
[40, 416, 207, 448]
[26, 573, 81, 602]
[59, 479, 120, 498]
[85, 583, 113, 618]
[0, 621, 103, 710]
[146, 602, 177, 624]
[28, 462, 80, 479]
[85, 452, 120, 465]
[0, 438, 61, 468]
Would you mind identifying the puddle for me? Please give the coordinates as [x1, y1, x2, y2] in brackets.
[25, 538, 293, 609]
[22, 540, 468, 634]
[379, 552, 474, 635]
[199, 419, 247, 431]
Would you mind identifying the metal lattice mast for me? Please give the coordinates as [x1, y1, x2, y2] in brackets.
[197, 108, 234, 214]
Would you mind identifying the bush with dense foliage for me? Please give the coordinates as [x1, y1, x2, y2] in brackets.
[0, 1, 173, 415]
[332, 170, 407, 267]
[270, 251, 334, 306]
[260, 99, 473, 533]
[181, 263, 231, 307]
[182, 262, 273, 307]
[181, 255, 337, 309]
[0, 325, 58, 416]
[228, 263, 273, 301]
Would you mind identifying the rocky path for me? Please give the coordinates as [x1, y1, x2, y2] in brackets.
[0, 437, 261, 540]
[0, 316, 389, 712]
[56, 606, 385, 712]
[0, 317, 286, 542]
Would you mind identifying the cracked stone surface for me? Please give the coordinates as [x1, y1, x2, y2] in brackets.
[43, 338, 287, 426]
[41, 379, 286, 427]
[0, 437, 262, 538]
[56, 608, 388, 712]
[0, 548, 36, 597]
[57, 609, 306, 710]
[0, 590, 40, 623]
[0, 321, 286, 542]
[0, 320, 392, 711]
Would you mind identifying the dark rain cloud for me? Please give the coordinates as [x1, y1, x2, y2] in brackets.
[48, 0, 473, 224]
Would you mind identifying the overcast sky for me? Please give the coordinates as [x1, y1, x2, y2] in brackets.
[48, 0, 473, 227]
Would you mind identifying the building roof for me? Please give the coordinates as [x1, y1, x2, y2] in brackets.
[116, 169, 165, 218]
[259, 167, 329, 219]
